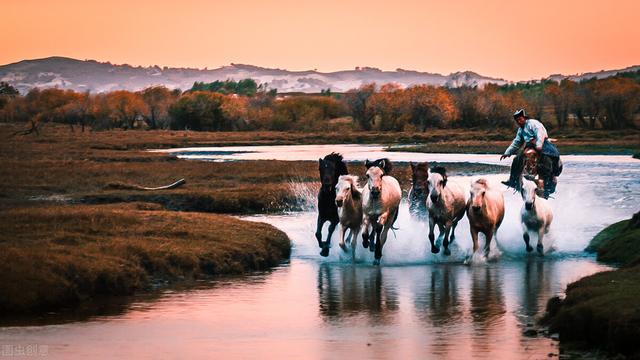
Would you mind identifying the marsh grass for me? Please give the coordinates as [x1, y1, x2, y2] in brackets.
[0, 203, 290, 314]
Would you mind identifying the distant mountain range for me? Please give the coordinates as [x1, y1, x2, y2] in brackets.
[1, 57, 638, 94]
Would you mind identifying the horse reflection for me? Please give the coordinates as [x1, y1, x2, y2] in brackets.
[469, 265, 507, 355]
[413, 265, 462, 327]
[316, 264, 399, 323]
[519, 257, 554, 318]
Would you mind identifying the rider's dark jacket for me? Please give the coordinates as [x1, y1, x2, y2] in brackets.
[503, 118, 559, 158]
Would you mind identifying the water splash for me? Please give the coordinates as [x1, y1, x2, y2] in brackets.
[253, 172, 633, 266]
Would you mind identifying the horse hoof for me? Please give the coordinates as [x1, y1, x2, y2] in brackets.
[443, 248, 451, 256]
[373, 259, 380, 266]
[339, 243, 348, 252]
[537, 245, 544, 255]
[431, 246, 440, 254]
[320, 247, 330, 257]
[369, 244, 376, 253]
[526, 246, 533, 252]
[362, 240, 369, 249]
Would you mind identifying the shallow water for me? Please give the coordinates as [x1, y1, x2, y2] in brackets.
[1, 146, 637, 359]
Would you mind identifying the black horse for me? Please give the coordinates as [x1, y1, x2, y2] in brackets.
[316, 153, 349, 257]
[408, 161, 430, 219]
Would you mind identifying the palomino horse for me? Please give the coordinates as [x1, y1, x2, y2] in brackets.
[316, 153, 349, 257]
[362, 159, 402, 265]
[426, 166, 466, 256]
[408, 161, 430, 220]
[335, 175, 363, 261]
[520, 178, 553, 255]
[466, 178, 505, 257]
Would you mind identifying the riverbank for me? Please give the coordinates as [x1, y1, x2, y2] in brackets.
[543, 212, 640, 357]
[0, 203, 291, 315]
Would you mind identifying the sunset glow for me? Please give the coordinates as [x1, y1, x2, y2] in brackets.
[3, 0, 639, 80]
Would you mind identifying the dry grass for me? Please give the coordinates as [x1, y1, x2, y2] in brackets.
[0, 203, 290, 314]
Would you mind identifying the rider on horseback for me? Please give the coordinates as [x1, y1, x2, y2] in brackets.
[500, 109, 562, 199]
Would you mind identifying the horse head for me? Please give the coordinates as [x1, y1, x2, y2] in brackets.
[469, 178, 489, 214]
[428, 166, 448, 203]
[365, 162, 386, 199]
[523, 148, 539, 177]
[365, 158, 392, 175]
[335, 175, 360, 207]
[520, 178, 538, 210]
[319, 152, 348, 191]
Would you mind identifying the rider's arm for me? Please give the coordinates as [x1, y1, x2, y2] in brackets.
[532, 121, 547, 151]
[504, 128, 523, 156]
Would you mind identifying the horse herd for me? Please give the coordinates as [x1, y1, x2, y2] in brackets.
[315, 153, 554, 265]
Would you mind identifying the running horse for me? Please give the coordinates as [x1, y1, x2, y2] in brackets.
[316, 153, 349, 257]
[408, 161, 430, 220]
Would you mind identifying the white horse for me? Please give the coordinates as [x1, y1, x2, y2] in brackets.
[466, 178, 505, 257]
[520, 178, 553, 254]
[361, 159, 402, 265]
[426, 166, 467, 256]
[335, 175, 363, 261]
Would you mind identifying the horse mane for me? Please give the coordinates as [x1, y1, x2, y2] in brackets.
[430, 166, 448, 186]
[474, 178, 489, 188]
[365, 158, 393, 175]
[324, 152, 349, 176]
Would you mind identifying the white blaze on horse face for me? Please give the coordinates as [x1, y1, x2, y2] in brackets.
[521, 180, 537, 206]
[366, 166, 384, 197]
[335, 176, 352, 205]
[428, 172, 444, 201]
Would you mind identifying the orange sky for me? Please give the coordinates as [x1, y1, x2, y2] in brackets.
[2, 0, 639, 81]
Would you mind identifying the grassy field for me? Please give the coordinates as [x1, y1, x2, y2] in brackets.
[544, 213, 640, 357]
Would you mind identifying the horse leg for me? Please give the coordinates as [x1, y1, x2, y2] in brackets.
[442, 224, 452, 256]
[369, 215, 378, 253]
[338, 225, 348, 252]
[450, 218, 460, 244]
[470, 227, 479, 253]
[351, 227, 359, 262]
[362, 217, 370, 249]
[523, 223, 533, 252]
[536, 227, 545, 255]
[428, 215, 439, 254]
[373, 222, 384, 265]
[345, 228, 353, 244]
[315, 216, 324, 248]
[484, 229, 494, 258]
[320, 220, 338, 257]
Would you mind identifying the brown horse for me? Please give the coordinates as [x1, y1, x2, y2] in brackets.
[467, 178, 505, 257]
[409, 161, 429, 220]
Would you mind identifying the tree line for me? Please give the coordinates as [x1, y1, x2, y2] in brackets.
[1, 71, 638, 132]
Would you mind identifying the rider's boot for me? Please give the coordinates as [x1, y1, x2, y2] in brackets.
[502, 153, 524, 190]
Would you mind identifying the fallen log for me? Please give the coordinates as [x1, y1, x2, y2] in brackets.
[106, 178, 186, 191]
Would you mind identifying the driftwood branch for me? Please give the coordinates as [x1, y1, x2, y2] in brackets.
[10, 121, 40, 137]
[106, 178, 186, 191]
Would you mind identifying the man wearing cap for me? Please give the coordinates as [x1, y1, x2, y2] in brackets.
[500, 109, 562, 198]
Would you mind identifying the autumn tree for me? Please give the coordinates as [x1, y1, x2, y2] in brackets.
[404, 85, 457, 130]
[104, 90, 148, 129]
[169, 91, 228, 131]
[344, 83, 376, 130]
[140, 86, 178, 129]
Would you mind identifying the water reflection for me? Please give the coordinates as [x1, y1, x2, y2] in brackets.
[311, 258, 607, 359]
[317, 264, 399, 324]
